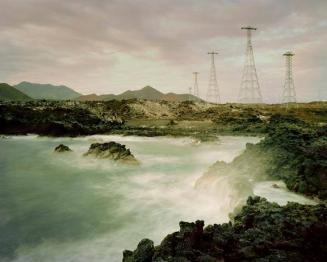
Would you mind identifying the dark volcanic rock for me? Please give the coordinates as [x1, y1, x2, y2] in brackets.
[197, 118, 327, 200]
[123, 197, 327, 262]
[123, 239, 154, 262]
[54, 144, 72, 152]
[0, 100, 123, 136]
[84, 141, 139, 165]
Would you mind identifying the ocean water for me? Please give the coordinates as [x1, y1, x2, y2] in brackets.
[0, 135, 315, 261]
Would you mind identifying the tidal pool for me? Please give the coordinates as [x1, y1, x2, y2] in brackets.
[0, 135, 314, 261]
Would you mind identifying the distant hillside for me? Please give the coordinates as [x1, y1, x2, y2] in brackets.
[76, 93, 103, 101]
[15, 81, 81, 100]
[0, 83, 31, 101]
[116, 86, 163, 100]
[76, 86, 202, 102]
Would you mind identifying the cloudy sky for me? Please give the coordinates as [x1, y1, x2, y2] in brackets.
[0, 0, 326, 102]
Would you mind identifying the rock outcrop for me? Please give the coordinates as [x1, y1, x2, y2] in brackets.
[123, 239, 155, 262]
[0, 100, 123, 136]
[196, 116, 327, 200]
[123, 197, 327, 262]
[84, 142, 139, 165]
[54, 144, 72, 152]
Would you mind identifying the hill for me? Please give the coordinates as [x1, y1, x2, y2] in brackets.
[15, 81, 81, 100]
[0, 83, 31, 101]
[75, 93, 103, 101]
[116, 86, 163, 100]
[76, 86, 202, 102]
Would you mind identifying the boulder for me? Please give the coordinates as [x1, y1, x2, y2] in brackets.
[54, 144, 72, 153]
[84, 141, 139, 165]
[272, 183, 280, 188]
[123, 239, 154, 262]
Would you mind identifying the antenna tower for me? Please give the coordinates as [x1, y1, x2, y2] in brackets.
[206, 51, 220, 103]
[238, 26, 262, 103]
[281, 52, 296, 103]
[193, 72, 199, 97]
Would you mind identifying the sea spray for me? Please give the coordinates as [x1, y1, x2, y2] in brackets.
[1, 135, 313, 262]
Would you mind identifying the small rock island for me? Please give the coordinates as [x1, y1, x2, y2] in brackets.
[54, 144, 72, 153]
[84, 141, 139, 165]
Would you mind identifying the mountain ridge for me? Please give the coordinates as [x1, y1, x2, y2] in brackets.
[15, 81, 81, 100]
[76, 86, 202, 102]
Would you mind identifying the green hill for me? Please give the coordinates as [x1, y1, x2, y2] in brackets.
[117, 86, 164, 100]
[0, 83, 31, 101]
[15, 81, 81, 100]
[76, 86, 202, 102]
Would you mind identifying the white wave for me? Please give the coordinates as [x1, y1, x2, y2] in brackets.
[254, 181, 317, 205]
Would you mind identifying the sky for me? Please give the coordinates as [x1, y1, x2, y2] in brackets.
[0, 0, 326, 103]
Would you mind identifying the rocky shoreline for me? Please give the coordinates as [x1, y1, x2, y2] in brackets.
[197, 114, 327, 200]
[1, 100, 327, 261]
[122, 114, 327, 261]
[1, 100, 327, 139]
[124, 197, 327, 262]
[0, 100, 124, 136]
